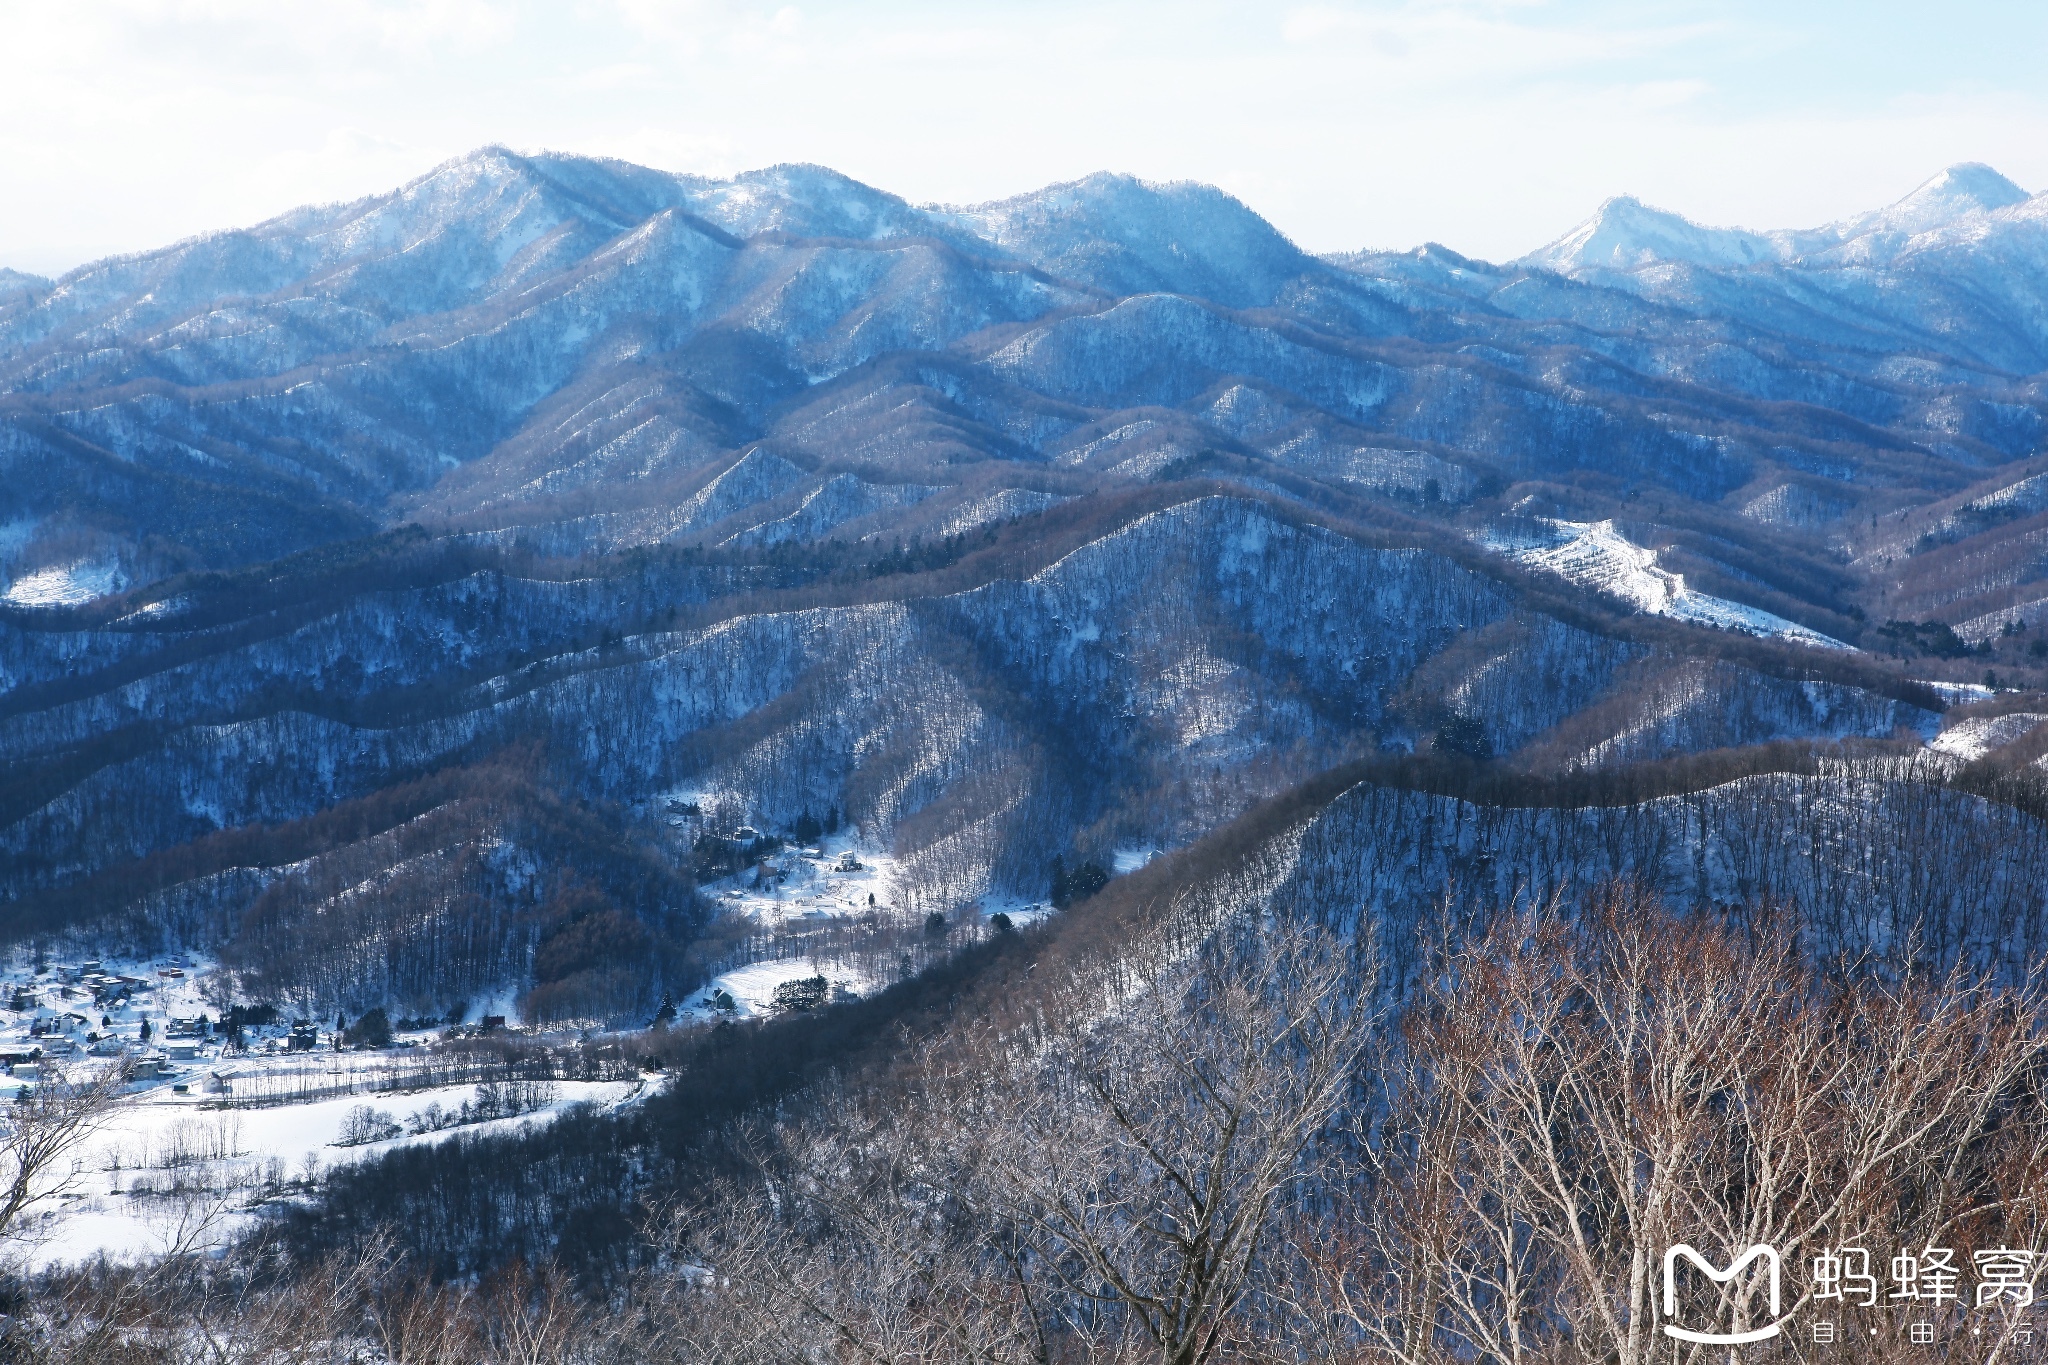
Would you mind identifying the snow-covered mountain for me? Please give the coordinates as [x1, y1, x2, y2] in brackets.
[1506, 163, 2048, 381]
[936, 172, 1320, 307]
[1520, 195, 1790, 274]
[6, 147, 2048, 1026]
[1522, 162, 2037, 276]
[6, 145, 2045, 608]
[1484, 518, 1848, 649]
[1815, 161, 2031, 262]
[0, 268, 46, 303]
[677, 162, 963, 244]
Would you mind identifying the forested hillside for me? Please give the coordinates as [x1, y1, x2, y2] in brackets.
[6, 151, 2048, 1347]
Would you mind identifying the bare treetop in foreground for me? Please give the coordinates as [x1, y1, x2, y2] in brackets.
[1334, 882, 2048, 1365]
[0, 1059, 128, 1256]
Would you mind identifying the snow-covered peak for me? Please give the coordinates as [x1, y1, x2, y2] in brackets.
[305, 154, 982, 255]
[289, 146, 640, 260]
[1519, 195, 1789, 275]
[677, 163, 949, 243]
[1811, 162, 2032, 264]
[1524, 165, 2035, 277]
[935, 172, 1314, 307]
[946, 171, 1199, 240]
[288, 146, 728, 270]
[1874, 163, 2028, 231]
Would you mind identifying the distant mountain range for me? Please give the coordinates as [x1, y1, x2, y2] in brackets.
[5, 150, 2046, 593]
[1523, 163, 2034, 272]
[4, 148, 2048, 1022]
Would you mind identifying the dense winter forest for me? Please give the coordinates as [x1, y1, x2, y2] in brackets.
[6, 147, 2048, 1359]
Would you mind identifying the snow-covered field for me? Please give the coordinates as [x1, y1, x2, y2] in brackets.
[718, 832, 1056, 932]
[1922, 680, 1998, 705]
[1482, 519, 1850, 649]
[1111, 846, 1161, 875]
[0, 946, 651, 1269]
[687, 958, 868, 1020]
[13, 1070, 642, 1269]
[680, 834, 896, 1019]
[701, 832, 903, 929]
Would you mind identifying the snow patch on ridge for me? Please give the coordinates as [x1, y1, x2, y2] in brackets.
[2, 560, 126, 608]
[1483, 519, 1850, 649]
[1922, 680, 1997, 705]
[1931, 713, 2048, 761]
[930, 488, 1069, 538]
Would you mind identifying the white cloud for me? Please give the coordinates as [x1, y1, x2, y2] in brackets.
[1622, 78, 1712, 109]
[555, 61, 661, 91]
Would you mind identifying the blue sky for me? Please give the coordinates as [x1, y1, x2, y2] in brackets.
[3, 0, 2046, 275]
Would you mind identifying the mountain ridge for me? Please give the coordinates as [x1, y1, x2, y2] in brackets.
[1521, 161, 2039, 275]
[5, 144, 2048, 1031]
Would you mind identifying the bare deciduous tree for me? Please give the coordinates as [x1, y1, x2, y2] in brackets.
[367, 1265, 486, 1365]
[661, 915, 1376, 1365]
[959, 918, 1375, 1365]
[0, 1058, 129, 1251]
[1334, 883, 2048, 1365]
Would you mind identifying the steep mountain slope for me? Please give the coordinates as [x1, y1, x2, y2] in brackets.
[283, 736, 2048, 1280]
[0, 485, 1938, 1005]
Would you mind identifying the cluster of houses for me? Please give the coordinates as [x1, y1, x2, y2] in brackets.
[737, 844, 867, 894]
[0, 956, 248, 1093]
[9, 960, 153, 1013]
[0, 952, 487, 1110]
[80, 961, 155, 1005]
